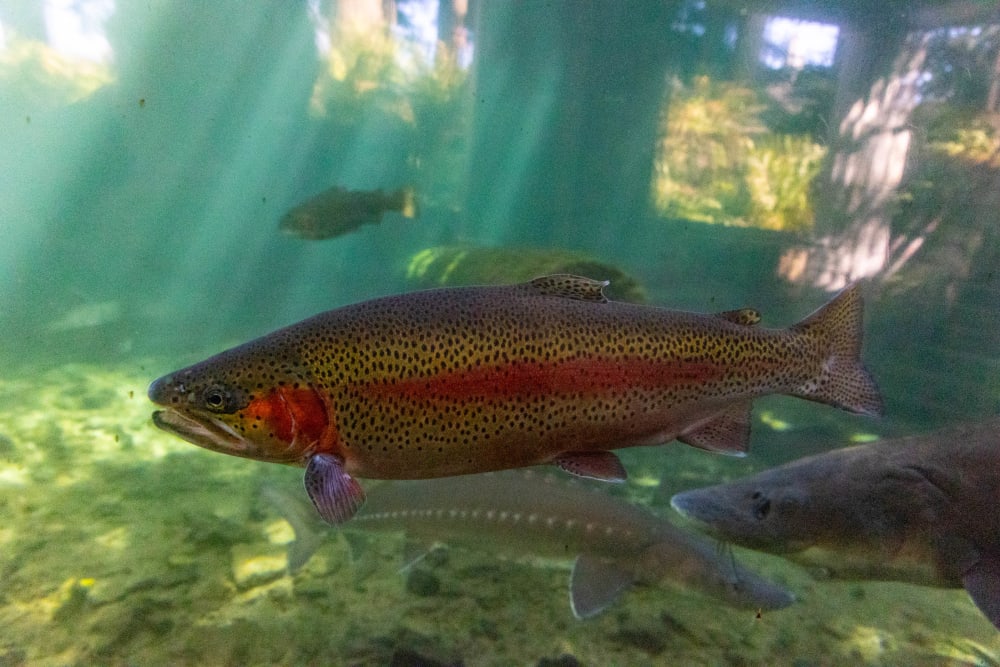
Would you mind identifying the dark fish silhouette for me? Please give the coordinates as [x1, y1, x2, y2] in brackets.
[279, 185, 417, 239]
[148, 275, 882, 524]
[262, 469, 796, 619]
[671, 418, 1000, 630]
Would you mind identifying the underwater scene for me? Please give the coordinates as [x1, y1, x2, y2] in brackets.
[3, 1, 1000, 665]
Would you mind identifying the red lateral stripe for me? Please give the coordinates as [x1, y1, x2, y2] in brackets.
[356, 358, 724, 401]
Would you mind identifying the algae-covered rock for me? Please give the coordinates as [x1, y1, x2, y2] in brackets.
[405, 245, 646, 303]
[230, 544, 288, 590]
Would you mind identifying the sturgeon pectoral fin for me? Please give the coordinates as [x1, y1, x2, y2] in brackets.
[963, 554, 1000, 630]
[258, 486, 326, 573]
[570, 555, 634, 619]
[529, 274, 609, 303]
[677, 403, 752, 455]
[304, 453, 366, 524]
[553, 451, 627, 482]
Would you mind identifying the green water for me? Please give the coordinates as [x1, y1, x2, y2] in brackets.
[2, 2, 999, 665]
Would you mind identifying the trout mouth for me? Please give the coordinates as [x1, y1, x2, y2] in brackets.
[152, 408, 250, 456]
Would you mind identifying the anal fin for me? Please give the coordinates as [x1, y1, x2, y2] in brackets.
[677, 403, 752, 456]
[553, 451, 627, 482]
[304, 453, 366, 524]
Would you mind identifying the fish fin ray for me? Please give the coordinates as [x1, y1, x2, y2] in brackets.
[399, 539, 438, 573]
[304, 453, 366, 524]
[553, 451, 627, 482]
[570, 555, 634, 619]
[529, 274, 609, 303]
[963, 552, 1000, 630]
[677, 404, 752, 455]
[790, 282, 884, 417]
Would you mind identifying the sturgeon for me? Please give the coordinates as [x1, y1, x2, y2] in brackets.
[671, 418, 1000, 630]
[264, 469, 796, 618]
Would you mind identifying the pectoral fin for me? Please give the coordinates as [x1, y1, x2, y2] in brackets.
[570, 555, 634, 619]
[963, 553, 1000, 630]
[677, 403, 752, 455]
[553, 451, 627, 482]
[304, 453, 366, 524]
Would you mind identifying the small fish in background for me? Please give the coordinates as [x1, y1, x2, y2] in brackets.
[260, 469, 796, 619]
[279, 185, 418, 240]
[147, 275, 882, 525]
[670, 418, 1000, 631]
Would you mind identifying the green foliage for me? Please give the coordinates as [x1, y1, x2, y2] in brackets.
[651, 76, 825, 231]
[309, 29, 406, 123]
[308, 28, 470, 208]
[746, 135, 826, 232]
[653, 77, 763, 224]
[916, 103, 1000, 165]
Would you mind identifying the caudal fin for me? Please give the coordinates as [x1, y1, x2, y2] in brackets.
[790, 282, 883, 417]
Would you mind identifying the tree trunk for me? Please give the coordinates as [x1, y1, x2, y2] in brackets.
[464, 2, 676, 249]
[779, 26, 925, 290]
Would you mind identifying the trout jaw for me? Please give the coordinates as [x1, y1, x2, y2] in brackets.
[152, 408, 257, 458]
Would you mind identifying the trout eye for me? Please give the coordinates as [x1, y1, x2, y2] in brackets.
[202, 385, 236, 413]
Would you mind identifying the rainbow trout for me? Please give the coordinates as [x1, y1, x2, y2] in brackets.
[148, 275, 882, 524]
[262, 469, 796, 618]
[670, 418, 1000, 630]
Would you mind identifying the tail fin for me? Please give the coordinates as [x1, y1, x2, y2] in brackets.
[790, 282, 883, 417]
[398, 186, 418, 218]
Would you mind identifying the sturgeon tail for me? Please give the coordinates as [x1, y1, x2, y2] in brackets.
[790, 282, 884, 417]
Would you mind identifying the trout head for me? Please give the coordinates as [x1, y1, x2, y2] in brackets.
[148, 346, 328, 466]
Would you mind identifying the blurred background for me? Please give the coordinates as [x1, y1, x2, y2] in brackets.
[2, 1, 1000, 663]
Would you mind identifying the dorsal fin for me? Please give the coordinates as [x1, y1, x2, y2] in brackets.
[715, 308, 761, 326]
[529, 274, 609, 303]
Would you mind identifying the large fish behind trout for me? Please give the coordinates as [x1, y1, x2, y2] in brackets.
[148, 275, 882, 524]
[669, 418, 1000, 630]
[261, 469, 796, 619]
